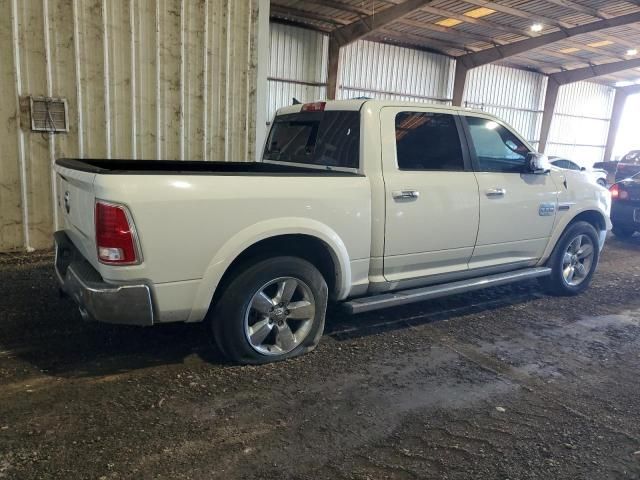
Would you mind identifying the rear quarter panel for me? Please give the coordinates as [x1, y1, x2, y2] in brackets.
[93, 173, 372, 320]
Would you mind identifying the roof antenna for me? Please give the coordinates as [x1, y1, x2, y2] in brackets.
[292, 97, 302, 105]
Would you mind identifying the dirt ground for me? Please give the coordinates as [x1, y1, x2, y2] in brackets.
[2, 235, 640, 479]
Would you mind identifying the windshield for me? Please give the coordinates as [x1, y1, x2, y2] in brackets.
[263, 110, 360, 169]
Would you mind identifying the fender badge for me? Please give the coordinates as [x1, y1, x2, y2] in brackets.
[539, 203, 555, 216]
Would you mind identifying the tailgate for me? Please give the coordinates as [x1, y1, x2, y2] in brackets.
[55, 164, 97, 262]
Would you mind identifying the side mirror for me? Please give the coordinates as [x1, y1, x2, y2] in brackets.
[581, 166, 587, 171]
[527, 152, 550, 174]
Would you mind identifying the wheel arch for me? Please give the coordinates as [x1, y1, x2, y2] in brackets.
[187, 219, 351, 322]
[538, 208, 608, 267]
[568, 209, 607, 232]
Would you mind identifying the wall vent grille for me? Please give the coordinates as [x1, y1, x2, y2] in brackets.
[30, 96, 68, 133]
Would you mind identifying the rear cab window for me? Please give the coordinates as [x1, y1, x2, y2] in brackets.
[263, 110, 360, 170]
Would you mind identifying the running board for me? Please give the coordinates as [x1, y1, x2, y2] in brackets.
[343, 267, 552, 314]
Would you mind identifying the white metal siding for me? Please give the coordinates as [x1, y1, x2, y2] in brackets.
[267, 23, 328, 122]
[463, 64, 547, 148]
[337, 40, 455, 104]
[1, 0, 261, 252]
[546, 81, 615, 165]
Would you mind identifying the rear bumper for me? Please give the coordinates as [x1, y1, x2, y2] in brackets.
[54, 231, 154, 326]
[611, 202, 640, 229]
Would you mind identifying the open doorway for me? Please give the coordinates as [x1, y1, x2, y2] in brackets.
[613, 93, 640, 161]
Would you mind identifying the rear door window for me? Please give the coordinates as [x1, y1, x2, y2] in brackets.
[394, 112, 465, 171]
[263, 111, 360, 169]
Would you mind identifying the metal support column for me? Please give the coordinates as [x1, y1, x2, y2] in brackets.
[538, 78, 560, 154]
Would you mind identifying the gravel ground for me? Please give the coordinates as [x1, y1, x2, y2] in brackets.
[2, 235, 640, 479]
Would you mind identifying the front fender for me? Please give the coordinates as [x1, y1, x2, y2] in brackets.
[538, 187, 611, 266]
[186, 217, 352, 322]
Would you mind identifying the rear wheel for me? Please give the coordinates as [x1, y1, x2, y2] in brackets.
[209, 256, 328, 364]
[612, 225, 635, 238]
[539, 221, 600, 296]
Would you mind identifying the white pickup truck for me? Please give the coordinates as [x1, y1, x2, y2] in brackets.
[54, 99, 611, 364]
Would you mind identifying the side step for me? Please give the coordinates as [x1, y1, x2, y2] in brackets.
[343, 267, 551, 314]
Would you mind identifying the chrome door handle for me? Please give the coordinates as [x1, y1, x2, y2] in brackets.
[392, 190, 420, 200]
[486, 187, 506, 197]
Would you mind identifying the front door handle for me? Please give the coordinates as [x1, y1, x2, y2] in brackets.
[485, 187, 506, 197]
[392, 190, 420, 200]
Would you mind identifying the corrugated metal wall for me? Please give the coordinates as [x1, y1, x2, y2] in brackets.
[338, 40, 455, 104]
[463, 64, 547, 149]
[267, 23, 328, 122]
[546, 81, 615, 165]
[1, 0, 260, 252]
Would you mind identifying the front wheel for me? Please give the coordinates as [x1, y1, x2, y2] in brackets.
[209, 256, 328, 364]
[538, 221, 600, 296]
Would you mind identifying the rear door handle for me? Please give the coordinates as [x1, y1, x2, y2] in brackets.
[485, 187, 506, 197]
[392, 190, 420, 200]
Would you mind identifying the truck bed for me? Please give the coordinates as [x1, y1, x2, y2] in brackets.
[56, 158, 359, 176]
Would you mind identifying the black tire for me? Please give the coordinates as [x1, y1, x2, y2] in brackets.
[208, 256, 328, 364]
[538, 221, 600, 296]
[612, 226, 635, 238]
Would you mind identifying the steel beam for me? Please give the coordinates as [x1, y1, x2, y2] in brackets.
[538, 78, 561, 153]
[452, 11, 640, 106]
[539, 59, 640, 152]
[452, 64, 469, 107]
[327, 36, 341, 100]
[457, 12, 640, 69]
[550, 58, 640, 84]
[330, 0, 435, 47]
[326, 0, 435, 98]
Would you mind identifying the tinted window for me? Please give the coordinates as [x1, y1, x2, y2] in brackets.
[263, 111, 360, 169]
[622, 150, 640, 164]
[566, 160, 581, 171]
[551, 159, 568, 169]
[466, 117, 530, 173]
[395, 112, 464, 171]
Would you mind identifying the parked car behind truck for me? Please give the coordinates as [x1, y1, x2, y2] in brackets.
[55, 99, 612, 364]
[610, 173, 640, 238]
[549, 157, 608, 187]
[615, 150, 640, 181]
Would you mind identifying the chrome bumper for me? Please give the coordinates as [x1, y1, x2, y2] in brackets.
[54, 231, 154, 326]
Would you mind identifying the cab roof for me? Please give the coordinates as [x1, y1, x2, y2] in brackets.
[275, 99, 494, 118]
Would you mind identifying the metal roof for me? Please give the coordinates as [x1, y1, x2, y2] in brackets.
[270, 0, 640, 86]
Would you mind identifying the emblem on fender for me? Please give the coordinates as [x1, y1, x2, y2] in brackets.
[538, 203, 555, 216]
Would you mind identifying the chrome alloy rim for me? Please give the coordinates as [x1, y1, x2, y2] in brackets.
[244, 277, 316, 356]
[562, 234, 595, 286]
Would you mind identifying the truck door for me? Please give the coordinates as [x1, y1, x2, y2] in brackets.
[380, 107, 480, 282]
[461, 114, 558, 269]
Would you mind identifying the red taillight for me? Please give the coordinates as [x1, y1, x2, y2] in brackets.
[610, 184, 619, 199]
[610, 183, 628, 200]
[301, 101, 326, 112]
[95, 201, 139, 265]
